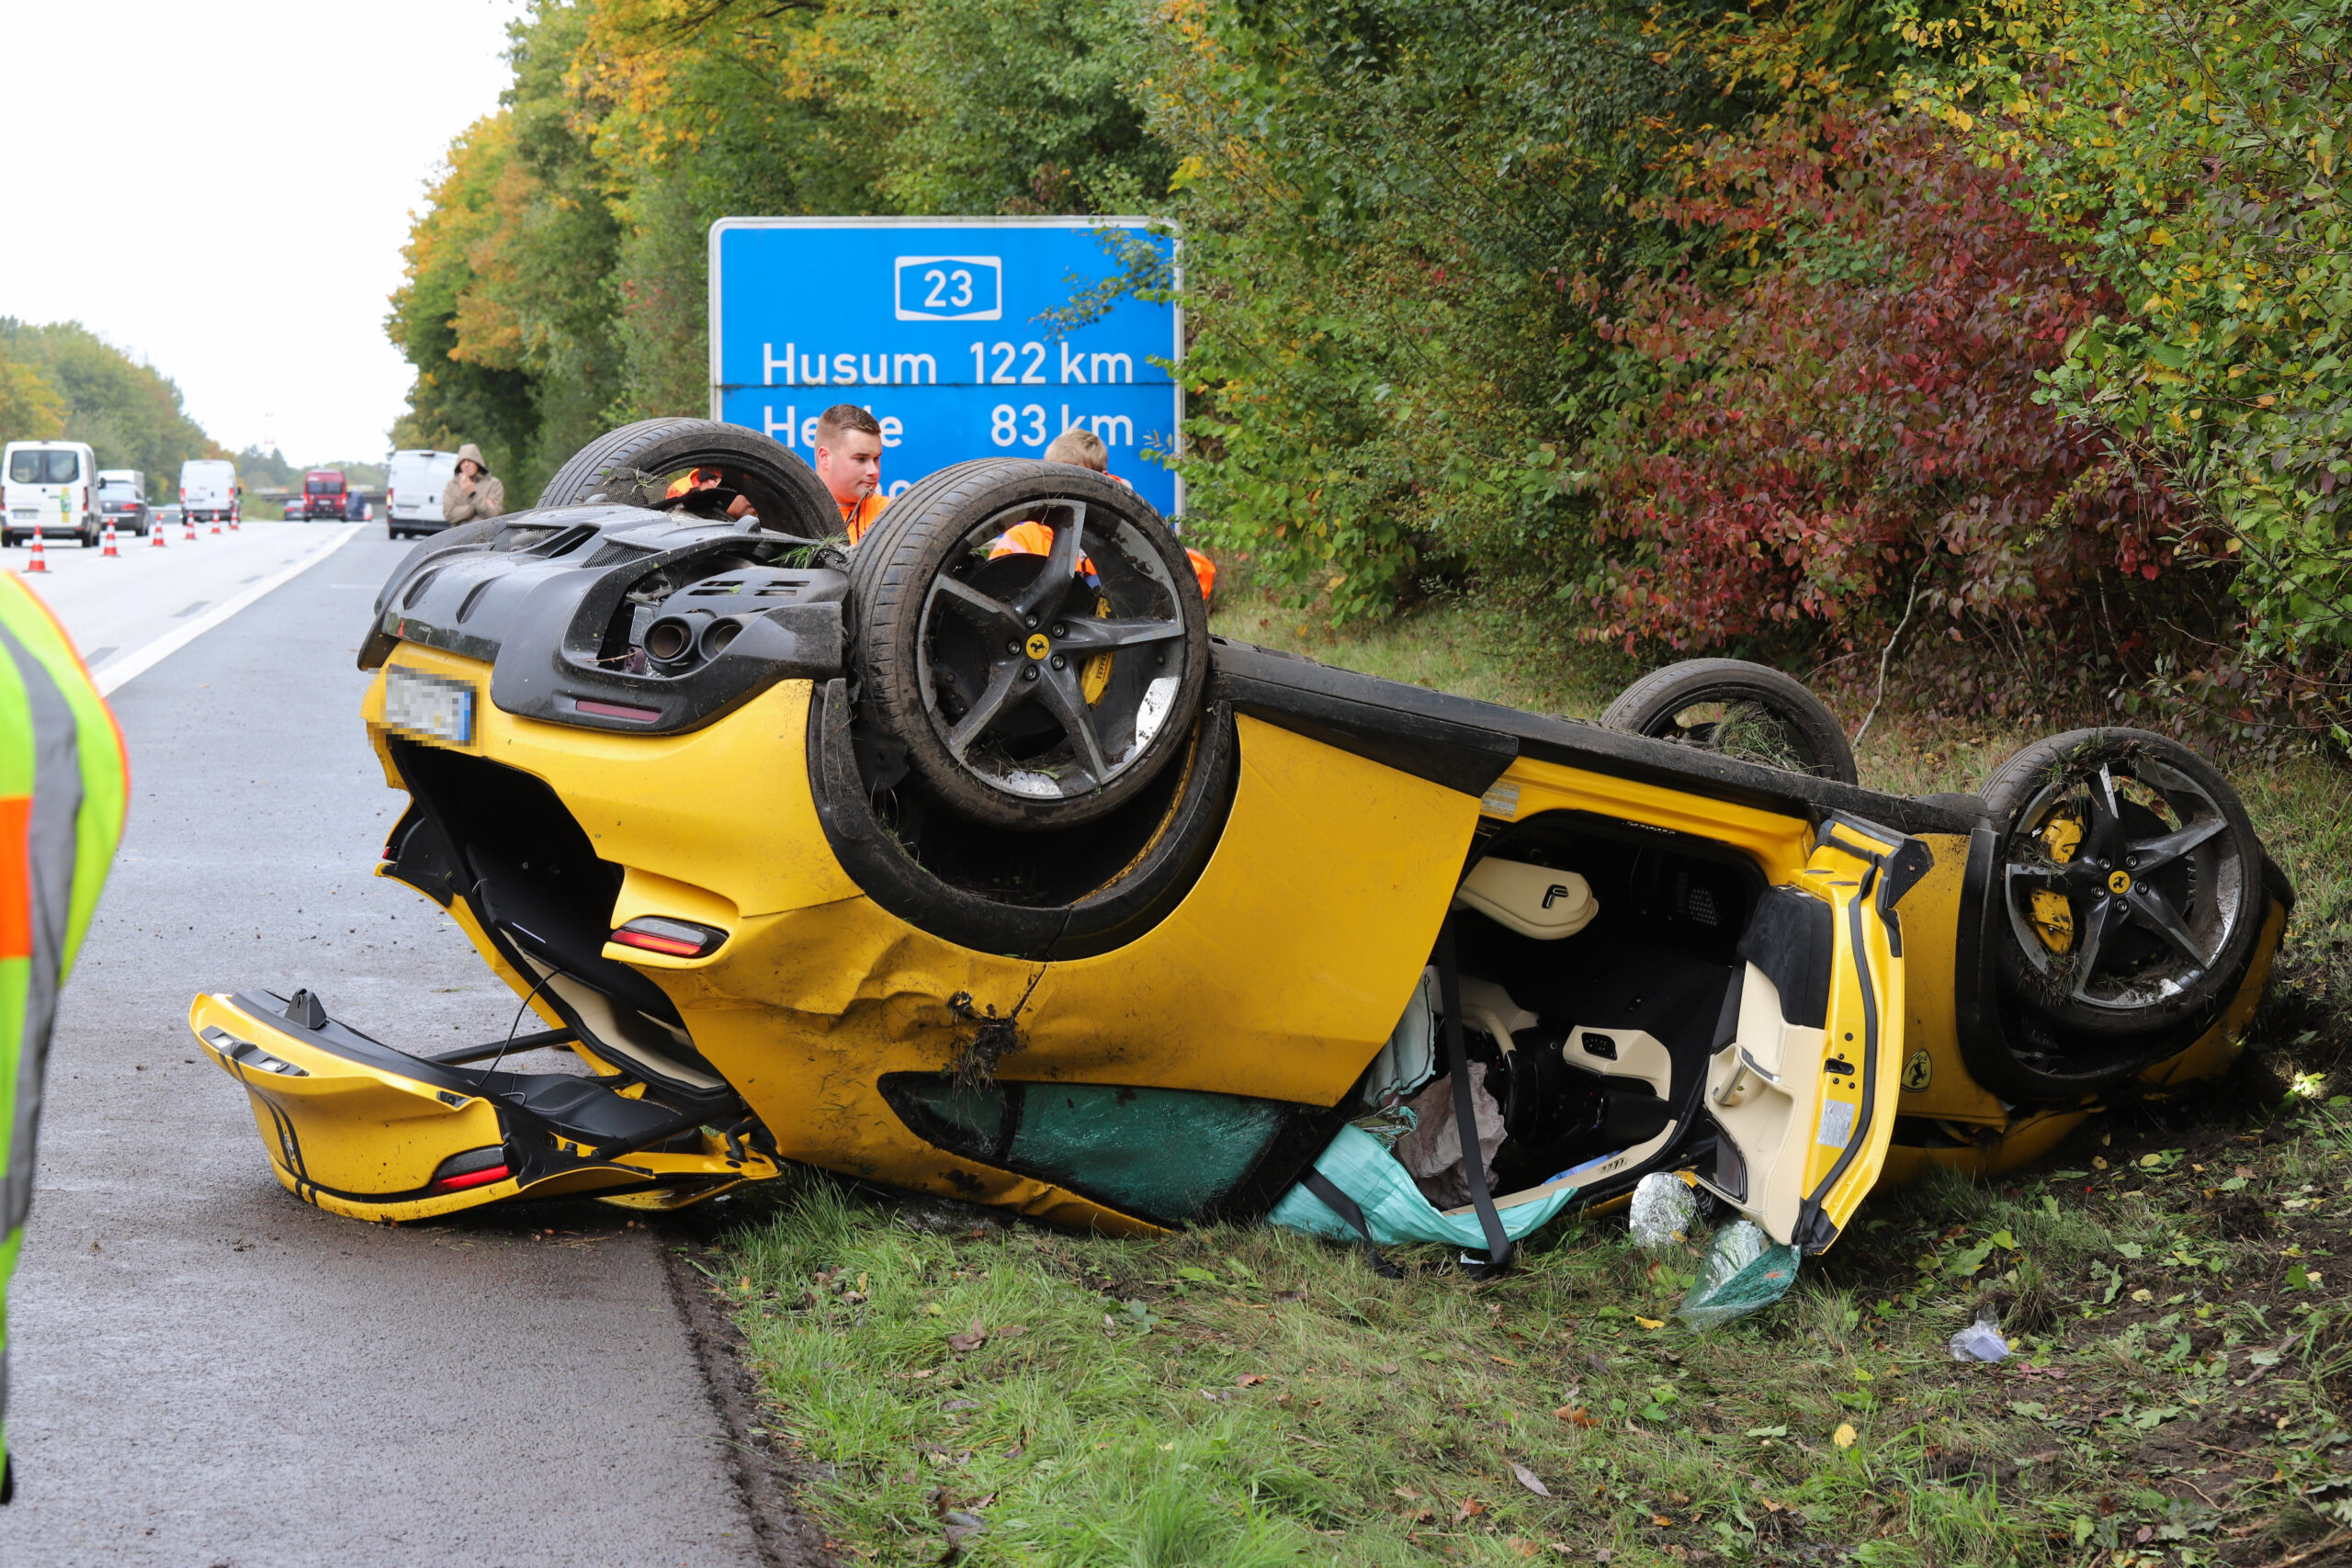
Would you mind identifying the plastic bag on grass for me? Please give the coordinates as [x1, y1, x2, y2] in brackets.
[1949, 1310, 2009, 1362]
[1677, 1220, 1802, 1329]
[1269, 1125, 1576, 1249]
[1628, 1172, 1700, 1251]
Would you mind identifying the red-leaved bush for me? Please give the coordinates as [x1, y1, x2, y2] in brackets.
[1585, 108, 2178, 653]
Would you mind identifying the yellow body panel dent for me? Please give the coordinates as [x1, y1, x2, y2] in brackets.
[661, 716, 1479, 1225]
[369, 655, 1478, 1225]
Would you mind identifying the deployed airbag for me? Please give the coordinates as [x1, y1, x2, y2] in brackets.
[1270, 1125, 1575, 1247]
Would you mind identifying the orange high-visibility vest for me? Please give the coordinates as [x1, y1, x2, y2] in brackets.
[842, 492, 888, 544]
[989, 521, 1216, 603]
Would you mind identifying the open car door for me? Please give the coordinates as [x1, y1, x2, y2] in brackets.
[1696, 817, 1930, 1252]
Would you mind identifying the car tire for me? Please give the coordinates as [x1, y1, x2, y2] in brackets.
[1600, 658, 1859, 784]
[1979, 728, 2266, 1060]
[537, 417, 836, 537]
[848, 458, 1211, 832]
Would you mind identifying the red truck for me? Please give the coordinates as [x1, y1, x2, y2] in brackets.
[300, 469, 355, 523]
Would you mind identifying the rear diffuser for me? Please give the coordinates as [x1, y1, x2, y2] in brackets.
[189, 988, 775, 1222]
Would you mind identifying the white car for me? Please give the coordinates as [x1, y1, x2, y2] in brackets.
[4, 440, 101, 547]
[180, 457, 241, 527]
[385, 448, 458, 540]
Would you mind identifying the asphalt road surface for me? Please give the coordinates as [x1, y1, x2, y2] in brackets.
[0, 528, 774, 1566]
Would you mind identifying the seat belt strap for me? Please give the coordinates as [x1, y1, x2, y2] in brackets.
[1299, 1170, 1404, 1279]
[1438, 916, 1514, 1274]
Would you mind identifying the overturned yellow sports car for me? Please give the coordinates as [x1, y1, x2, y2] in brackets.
[189, 420, 2290, 1261]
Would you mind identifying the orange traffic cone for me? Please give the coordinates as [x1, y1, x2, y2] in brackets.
[184, 513, 198, 542]
[101, 520, 119, 558]
[228, 512, 240, 532]
[209, 513, 222, 535]
[150, 519, 167, 547]
[24, 532, 47, 573]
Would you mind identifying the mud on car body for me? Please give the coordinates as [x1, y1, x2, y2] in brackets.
[188, 420, 2291, 1254]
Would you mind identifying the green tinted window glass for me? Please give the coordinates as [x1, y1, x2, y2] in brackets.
[907, 1077, 1010, 1154]
[884, 1077, 1291, 1224]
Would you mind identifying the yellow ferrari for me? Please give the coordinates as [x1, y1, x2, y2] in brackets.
[188, 421, 2291, 1261]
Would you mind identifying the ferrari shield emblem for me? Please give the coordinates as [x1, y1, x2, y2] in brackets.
[1901, 1050, 1933, 1092]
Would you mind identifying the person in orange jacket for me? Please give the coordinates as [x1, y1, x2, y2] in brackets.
[813, 404, 888, 542]
[662, 467, 754, 518]
[992, 429, 1216, 603]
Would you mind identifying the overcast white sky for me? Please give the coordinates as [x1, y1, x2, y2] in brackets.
[2, 0, 527, 462]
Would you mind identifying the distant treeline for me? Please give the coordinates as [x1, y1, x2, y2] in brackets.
[234, 447, 388, 493]
[0, 319, 220, 486]
[390, 0, 2352, 730]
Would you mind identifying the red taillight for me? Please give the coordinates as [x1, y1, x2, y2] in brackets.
[610, 916, 725, 958]
[430, 1163, 509, 1193]
[575, 698, 662, 722]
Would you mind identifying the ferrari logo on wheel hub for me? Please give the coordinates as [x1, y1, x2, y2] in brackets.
[1024, 633, 1051, 660]
[2108, 869, 2132, 895]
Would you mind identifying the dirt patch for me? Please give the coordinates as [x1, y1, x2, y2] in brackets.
[660, 1238, 839, 1568]
[2208, 1190, 2277, 1239]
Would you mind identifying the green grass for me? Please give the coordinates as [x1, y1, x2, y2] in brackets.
[718, 1110, 2352, 1565]
[707, 593, 2352, 1565]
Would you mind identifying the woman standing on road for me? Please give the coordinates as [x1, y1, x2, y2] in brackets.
[440, 445, 504, 525]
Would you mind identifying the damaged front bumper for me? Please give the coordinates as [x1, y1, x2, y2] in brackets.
[189, 988, 776, 1223]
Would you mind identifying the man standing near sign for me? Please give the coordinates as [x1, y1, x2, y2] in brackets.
[813, 405, 888, 542]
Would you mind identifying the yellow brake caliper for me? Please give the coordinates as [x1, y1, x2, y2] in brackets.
[1080, 597, 1113, 705]
[2031, 815, 2082, 953]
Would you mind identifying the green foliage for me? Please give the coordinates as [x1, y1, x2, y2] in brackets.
[386, 112, 542, 485]
[1893, 0, 2352, 710]
[386, 3, 627, 498]
[2025, 0, 2352, 663]
[388, 0, 1171, 495]
[0, 358, 66, 449]
[0, 318, 217, 482]
[1148, 0, 1727, 620]
[390, 0, 2352, 709]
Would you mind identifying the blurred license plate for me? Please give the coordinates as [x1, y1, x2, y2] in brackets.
[383, 667, 475, 745]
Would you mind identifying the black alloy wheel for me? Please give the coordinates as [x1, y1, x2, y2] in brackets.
[849, 460, 1210, 831]
[1982, 728, 2265, 1042]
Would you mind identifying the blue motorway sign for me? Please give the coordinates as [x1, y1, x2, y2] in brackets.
[708, 217, 1182, 517]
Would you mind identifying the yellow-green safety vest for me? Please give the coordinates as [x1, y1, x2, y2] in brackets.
[0, 576, 127, 1500]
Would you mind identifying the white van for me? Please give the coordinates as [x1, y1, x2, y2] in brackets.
[3, 441, 101, 547]
[181, 458, 241, 526]
[385, 449, 458, 540]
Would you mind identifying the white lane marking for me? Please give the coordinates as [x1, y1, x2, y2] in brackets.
[96, 526, 368, 697]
